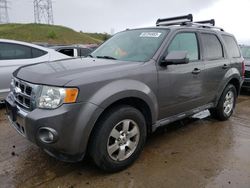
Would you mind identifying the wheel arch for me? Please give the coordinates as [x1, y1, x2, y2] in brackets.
[85, 96, 155, 156]
[79, 80, 158, 155]
[215, 74, 241, 106]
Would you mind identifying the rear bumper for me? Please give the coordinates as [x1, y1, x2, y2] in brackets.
[5, 92, 103, 162]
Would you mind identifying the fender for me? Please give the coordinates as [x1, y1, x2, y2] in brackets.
[214, 67, 242, 105]
[77, 79, 158, 155]
[89, 79, 158, 124]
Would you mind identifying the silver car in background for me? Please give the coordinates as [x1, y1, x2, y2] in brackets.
[0, 39, 70, 102]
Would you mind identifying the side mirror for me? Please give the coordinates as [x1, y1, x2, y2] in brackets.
[160, 51, 189, 66]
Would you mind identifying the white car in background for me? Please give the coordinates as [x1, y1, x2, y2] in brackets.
[0, 39, 70, 102]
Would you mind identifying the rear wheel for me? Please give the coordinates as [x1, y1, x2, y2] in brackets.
[90, 105, 147, 172]
[210, 84, 237, 121]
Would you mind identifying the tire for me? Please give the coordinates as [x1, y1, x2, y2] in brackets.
[90, 105, 147, 172]
[209, 84, 237, 121]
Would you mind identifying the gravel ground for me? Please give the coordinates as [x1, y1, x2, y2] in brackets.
[0, 94, 250, 188]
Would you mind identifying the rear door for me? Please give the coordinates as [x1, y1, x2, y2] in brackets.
[157, 30, 206, 119]
[199, 32, 229, 103]
[222, 35, 243, 76]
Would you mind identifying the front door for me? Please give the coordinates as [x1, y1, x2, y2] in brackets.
[157, 31, 205, 119]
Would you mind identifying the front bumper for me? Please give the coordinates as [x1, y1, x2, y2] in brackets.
[242, 69, 250, 88]
[5, 92, 103, 162]
[242, 78, 250, 88]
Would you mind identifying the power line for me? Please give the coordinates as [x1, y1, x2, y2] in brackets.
[0, 0, 9, 24]
[34, 0, 54, 25]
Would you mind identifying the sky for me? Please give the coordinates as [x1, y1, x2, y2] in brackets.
[7, 0, 250, 44]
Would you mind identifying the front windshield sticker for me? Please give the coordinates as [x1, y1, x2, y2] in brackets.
[140, 32, 162, 38]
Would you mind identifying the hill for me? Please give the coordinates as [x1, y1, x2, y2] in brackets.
[0, 23, 109, 45]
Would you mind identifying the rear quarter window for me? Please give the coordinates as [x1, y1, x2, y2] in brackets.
[32, 48, 47, 58]
[222, 35, 241, 58]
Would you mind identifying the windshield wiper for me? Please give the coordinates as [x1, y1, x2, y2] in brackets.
[96, 56, 117, 60]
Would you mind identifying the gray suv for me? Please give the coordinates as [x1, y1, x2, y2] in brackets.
[5, 14, 244, 172]
[240, 45, 250, 88]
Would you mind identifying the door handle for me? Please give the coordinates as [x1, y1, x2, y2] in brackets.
[192, 68, 201, 75]
[222, 64, 229, 69]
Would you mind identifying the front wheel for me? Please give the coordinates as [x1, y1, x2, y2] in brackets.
[90, 105, 147, 172]
[210, 84, 237, 121]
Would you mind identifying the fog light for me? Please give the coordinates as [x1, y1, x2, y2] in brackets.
[38, 127, 58, 144]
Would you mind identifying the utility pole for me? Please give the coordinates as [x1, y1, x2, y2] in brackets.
[0, 0, 9, 24]
[34, 0, 54, 25]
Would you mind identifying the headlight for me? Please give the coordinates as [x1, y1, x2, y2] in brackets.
[10, 78, 15, 87]
[37, 86, 79, 109]
[10, 78, 15, 90]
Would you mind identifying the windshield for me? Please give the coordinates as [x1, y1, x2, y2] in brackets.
[241, 46, 250, 59]
[91, 29, 169, 62]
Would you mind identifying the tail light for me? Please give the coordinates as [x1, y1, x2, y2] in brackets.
[242, 61, 245, 79]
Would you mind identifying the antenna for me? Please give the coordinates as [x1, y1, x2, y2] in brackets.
[34, 0, 54, 25]
[0, 0, 9, 24]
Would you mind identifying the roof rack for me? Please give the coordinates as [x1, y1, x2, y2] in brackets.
[156, 14, 193, 26]
[195, 19, 215, 26]
[156, 14, 224, 31]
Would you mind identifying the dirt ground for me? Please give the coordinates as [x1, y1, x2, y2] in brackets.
[0, 93, 250, 188]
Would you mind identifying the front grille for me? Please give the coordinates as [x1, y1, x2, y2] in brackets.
[243, 81, 250, 87]
[245, 70, 250, 78]
[13, 79, 35, 110]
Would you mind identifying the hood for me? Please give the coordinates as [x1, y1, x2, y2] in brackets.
[14, 58, 143, 86]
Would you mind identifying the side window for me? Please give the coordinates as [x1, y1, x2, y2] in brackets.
[58, 49, 74, 57]
[80, 48, 92, 57]
[168, 32, 199, 61]
[201, 33, 223, 60]
[32, 48, 47, 58]
[241, 46, 250, 59]
[0, 43, 32, 60]
[222, 35, 240, 58]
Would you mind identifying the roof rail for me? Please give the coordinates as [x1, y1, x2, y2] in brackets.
[156, 14, 224, 31]
[188, 22, 224, 31]
[156, 14, 193, 26]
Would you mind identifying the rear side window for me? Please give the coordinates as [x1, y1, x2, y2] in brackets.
[222, 35, 240, 58]
[59, 49, 74, 57]
[32, 48, 47, 58]
[201, 33, 223, 60]
[168, 32, 199, 61]
[0, 43, 32, 60]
